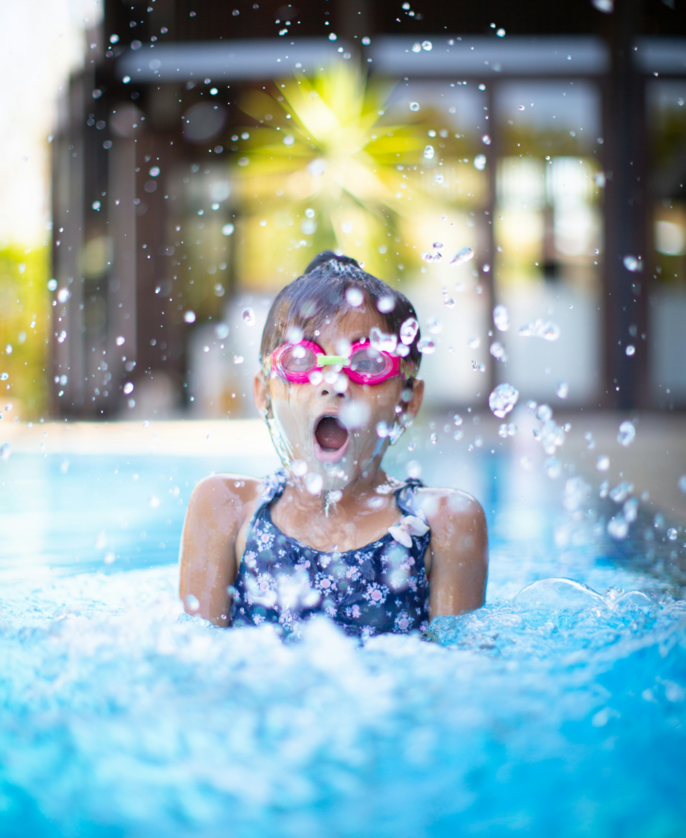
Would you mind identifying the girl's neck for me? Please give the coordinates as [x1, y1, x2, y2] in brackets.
[283, 466, 396, 520]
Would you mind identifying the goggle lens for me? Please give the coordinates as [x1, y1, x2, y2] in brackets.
[280, 344, 318, 373]
[349, 347, 389, 377]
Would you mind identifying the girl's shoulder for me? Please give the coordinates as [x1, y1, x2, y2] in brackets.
[187, 473, 266, 535]
[412, 485, 486, 533]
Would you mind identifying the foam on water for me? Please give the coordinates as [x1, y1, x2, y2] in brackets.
[1, 568, 685, 838]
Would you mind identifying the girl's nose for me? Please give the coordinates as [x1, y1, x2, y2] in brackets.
[316, 372, 349, 399]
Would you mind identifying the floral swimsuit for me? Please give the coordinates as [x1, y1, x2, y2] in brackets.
[229, 470, 431, 639]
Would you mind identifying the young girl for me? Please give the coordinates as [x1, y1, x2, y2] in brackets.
[179, 252, 488, 637]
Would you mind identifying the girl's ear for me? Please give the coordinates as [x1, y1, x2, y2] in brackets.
[254, 372, 269, 417]
[403, 378, 424, 421]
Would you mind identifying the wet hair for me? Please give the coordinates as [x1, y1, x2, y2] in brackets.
[260, 251, 422, 375]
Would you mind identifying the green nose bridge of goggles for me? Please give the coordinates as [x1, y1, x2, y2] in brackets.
[316, 354, 348, 366]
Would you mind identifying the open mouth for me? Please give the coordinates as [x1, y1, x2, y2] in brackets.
[314, 415, 349, 461]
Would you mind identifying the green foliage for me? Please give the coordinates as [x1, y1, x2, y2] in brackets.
[0, 245, 50, 418]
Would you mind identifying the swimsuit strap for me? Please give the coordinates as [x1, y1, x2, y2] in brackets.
[245, 470, 288, 531]
[394, 477, 426, 521]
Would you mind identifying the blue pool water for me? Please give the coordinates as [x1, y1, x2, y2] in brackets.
[1, 442, 685, 837]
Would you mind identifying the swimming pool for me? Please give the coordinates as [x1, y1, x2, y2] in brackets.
[1, 438, 685, 837]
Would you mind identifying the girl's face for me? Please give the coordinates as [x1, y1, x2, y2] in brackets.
[254, 305, 423, 495]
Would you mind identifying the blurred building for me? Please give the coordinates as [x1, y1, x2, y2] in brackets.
[51, 0, 686, 419]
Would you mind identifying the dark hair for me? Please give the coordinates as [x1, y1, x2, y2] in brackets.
[260, 252, 422, 374]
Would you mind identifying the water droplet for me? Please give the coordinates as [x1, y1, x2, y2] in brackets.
[0, 373, 8, 382]
[422, 40, 432, 50]
[60, 460, 69, 474]
[400, 318, 419, 345]
[668, 528, 678, 541]
[544, 457, 562, 479]
[481, 134, 491, 145]
[115, 336, 125, 346]
[623, 255, 642, 272]
[474, 154, 487, 171]
[149, 166, 160, 177]
[377, 295, 395, 313]
[291, 460, 308, 477]
[47, 279, 58, 291]
[57, 288, 71, 303]
[617, 420, 636, 447]
[623, 497, 638, 523]
[215, 323, 230, 339]
[376, 421, 389, 439]
[222, 223, 235, 236]
[57, 330, 67, 344]
[557, 380, 569, 399]
[412, 42, 422, 53]
[496, 27, 506, 37]
[596, 455, 610, 472]
[433, 242, 443, 250]
[370, 327, 397, 353]
[592, 0, 614, 13]
[149, 494, 162, 508]
[242, 307, 255, 326]
[625, 344, 635, 356]
[518, 319, 560, 341]
[406, 460, 422, 479]
[489, 341, 506, 361]
[450, 246, 474, 266]
[607, 515, 628, 540]
[123, 382, 134, 395]
[409, 102, 420, 111]
[345, 287, 364, 307]
[427, 317, 442, 335]
[536, 404, 553, 421]
[233, 355, 244, 365]
[0, 442, 11, 460]
[417, 337, 435, 354]
[678, 475, 686, 493]
[493, 304, 509, 332]
[430, 433, 438, 444]
[184, 311, 197, 324]
[488, 383, 519, 418]
[340, 401, 371, 429]
[468, 336, 480, 349]
[185, 593, 200, 612]
[423, 145, 435, 160]
[593, 172, 606, 188]
[305, 472, 323, 495]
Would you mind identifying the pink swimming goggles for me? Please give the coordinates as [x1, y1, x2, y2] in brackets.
[270, 339, 402, 386]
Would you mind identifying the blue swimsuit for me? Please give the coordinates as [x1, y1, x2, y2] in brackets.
[229, 470, 431, 639]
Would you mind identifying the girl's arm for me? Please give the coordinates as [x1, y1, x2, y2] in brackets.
[179, 475, 261, 626]
[423, 490, 489, 618]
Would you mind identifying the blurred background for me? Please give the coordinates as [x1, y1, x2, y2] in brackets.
[1, 0, 685, 424]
